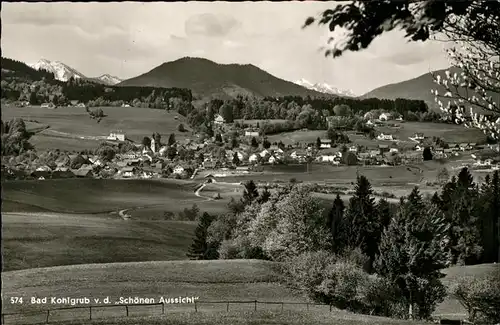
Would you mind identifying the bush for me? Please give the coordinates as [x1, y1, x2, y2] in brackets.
[450, 274, 500, 324]
[283, 250, 338, 301]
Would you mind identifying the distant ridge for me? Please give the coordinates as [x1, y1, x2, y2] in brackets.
[361, 66, 499, 113]
[29, 58, 122, 85]
[118, 57, 329, 99]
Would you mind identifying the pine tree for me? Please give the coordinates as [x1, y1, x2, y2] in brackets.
[440, 168, 482, 265]
[376, 198, 393, 231]
[478, 171, 500, 263]
[215, 133, 223, 143]
[328, 194, 345, 253]
[251, 137, 258, 148]
[232, 152, 240, 166]
[316, 137, 321, 149]
[242, 180, 259, 206]
[187, 212, 219, 260]
[168, 133, 176, 146]
[343, 175, 380, 267]
[375, 188, 448, 320]
[258, 186, 271, 204]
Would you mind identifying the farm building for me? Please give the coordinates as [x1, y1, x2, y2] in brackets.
[348, 145, 358, 152]
[121, 166, 137, 178]
[245, 130, 260, 137]
[291, 150, 308, 160]
[52, 168, 75, 179]
[107, 131, 126, 142]
[378, 144, 390, 155]
[379, 112, 393, 121]
[41, 103, 56, 109]
[214, 114, 225, 125]
[320, 139, 332, 148]
[377, 133, 393, 141]
[248, 154, 259, 163]
[73, 168, 93, 178]
[173, 165, 185, 175]
[363, 111, 377, 120]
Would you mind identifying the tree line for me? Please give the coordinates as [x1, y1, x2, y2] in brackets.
[187, 169, 500, 322]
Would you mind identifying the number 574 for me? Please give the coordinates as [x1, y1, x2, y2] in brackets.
[10, 297, 23, 304]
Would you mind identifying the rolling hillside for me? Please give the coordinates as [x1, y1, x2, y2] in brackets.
[118, 57, 328, 99]
[362, 67, 499, 113]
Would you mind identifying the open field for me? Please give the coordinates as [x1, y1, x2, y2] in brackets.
[216, 164, 424, 186]
[1, 212, 196, 271]
[1, 179, 231, 215]
[265, 122, 487, 147]
[434, 263, 500, 319]
[1, 105, 192, 151]
[267, 129, 325, 145]
[3, 260, 494, 324]
[14, 310, 427, 325]
[234, 119, 288, 126]
[1, 260, 296, 314]
[376, 121, 487, 143]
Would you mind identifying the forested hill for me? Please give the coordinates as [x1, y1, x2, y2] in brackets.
[1, 57, 192, 108]
[118, 57, 328, 100]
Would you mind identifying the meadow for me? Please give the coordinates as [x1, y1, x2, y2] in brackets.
[1, 212, 196, 271]
[265, 121, 487, 147]
[1, 105, 191, 151]
[2, 259, 496, 324]
[376, 121, 487, 143]
[1, 179, 229, 215]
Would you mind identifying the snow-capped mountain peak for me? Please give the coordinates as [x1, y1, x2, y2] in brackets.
[29, 59, 87, 82]
[295, 78, 357, 97]
[95, 74, 123, 85]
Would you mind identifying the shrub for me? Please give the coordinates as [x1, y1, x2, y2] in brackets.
[217, 239, 241, 259]
[450, 274, 500, 324]
[283, 250, 338, 301]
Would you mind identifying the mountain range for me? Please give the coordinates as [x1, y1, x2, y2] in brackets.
[20, 57, 497, 111]
[294, 78, 357, 97]
[118, 57, 327, 99]
[28, 59, 123, 85]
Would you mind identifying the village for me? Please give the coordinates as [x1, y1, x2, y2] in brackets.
[4, 111, 499, 182]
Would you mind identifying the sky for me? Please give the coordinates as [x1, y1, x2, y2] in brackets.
[1, 1, 453, 95]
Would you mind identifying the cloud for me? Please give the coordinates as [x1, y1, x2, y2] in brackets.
[1, 2, 452, 94]
[185, 13, 241, 38]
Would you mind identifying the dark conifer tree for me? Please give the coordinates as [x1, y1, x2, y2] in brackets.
[168, 133, 176, 146]
[187, 212, 219, 260]
[343, 175, 380, 268]
[328, 194, 345, 253]
[478, 171, 500, 263]
[242, 180, 259, 206]
[257, 186, 271, 204]
[375, 187, 448, 320]
[376, 198, 393, 231]
[251, 137, 259, 148]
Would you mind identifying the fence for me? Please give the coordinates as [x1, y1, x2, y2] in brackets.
[1, 300, 337, 325]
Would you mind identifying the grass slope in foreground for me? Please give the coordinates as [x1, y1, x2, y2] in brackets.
[1, 212, 196, 271]
[2, 260, 425, 325]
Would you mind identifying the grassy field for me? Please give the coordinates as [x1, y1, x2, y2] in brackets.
[34, 311, 427, 325]
[376, 121, 487, 143]
[265, 122, 486, 147]
[3, 260, 494, 324]
[234, 119, 288, 126]
[434, 263, 500, 319]
[1, 212, 196, 271]
[1, 179, 230, 215]
[1, 105, 192, 151]
[216, 164, 424, 186]
[1, 260, 298, 314]
[267, 130, 325, 145]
